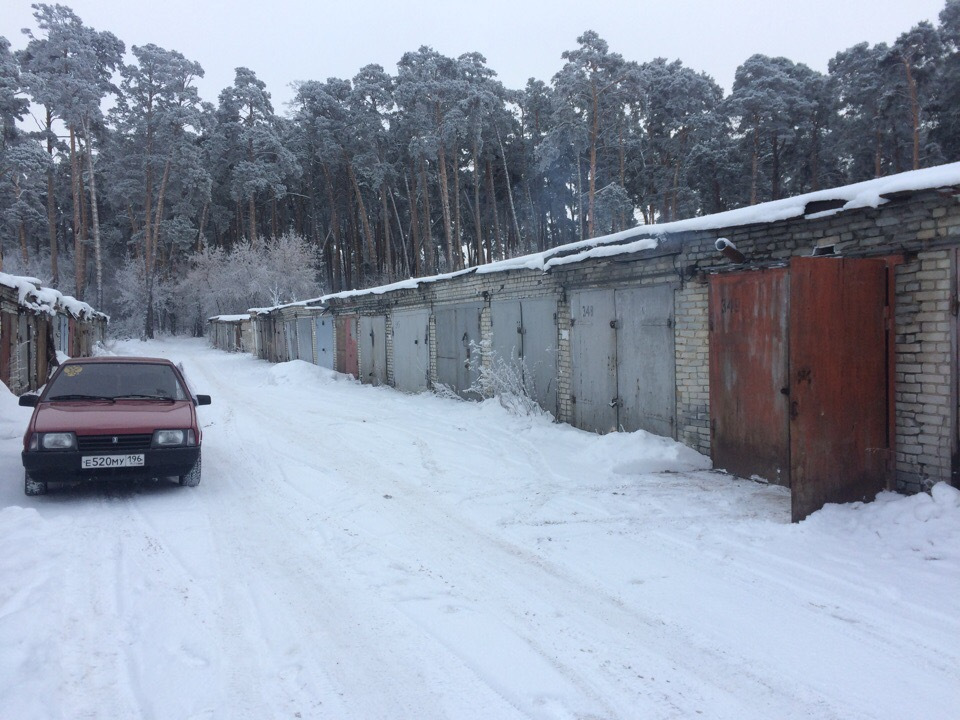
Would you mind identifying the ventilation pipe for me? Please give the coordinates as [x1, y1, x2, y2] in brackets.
[716, 238, 746, 264]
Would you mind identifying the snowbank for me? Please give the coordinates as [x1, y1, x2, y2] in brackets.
[803, 482, 960, 562]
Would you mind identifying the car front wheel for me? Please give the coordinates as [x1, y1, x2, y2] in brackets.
[179, 452, 202, 487]
[25, 471, 47, 496]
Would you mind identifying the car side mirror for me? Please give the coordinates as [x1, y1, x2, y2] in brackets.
[19, 395, 39, 407]
[195, 394, 212, 406]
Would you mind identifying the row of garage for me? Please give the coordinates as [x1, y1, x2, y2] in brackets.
[1, 272, 108, 395]
[209, 165, 960, 520]
[216, 286, 673, 439]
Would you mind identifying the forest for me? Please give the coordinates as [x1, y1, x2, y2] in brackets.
[0, 2, 958, 336]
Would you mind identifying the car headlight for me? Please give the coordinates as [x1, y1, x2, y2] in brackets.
[153, 429, 196, 447]
[37, 432, 77, 450]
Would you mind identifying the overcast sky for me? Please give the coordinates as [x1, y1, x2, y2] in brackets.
[1, 0, 949, 113]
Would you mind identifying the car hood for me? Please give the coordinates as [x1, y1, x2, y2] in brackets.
[33, 400, 196, 435]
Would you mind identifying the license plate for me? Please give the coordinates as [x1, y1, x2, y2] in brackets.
[82, 454, 145, 469]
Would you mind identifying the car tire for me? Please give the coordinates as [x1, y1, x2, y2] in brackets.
[179, 451, 202, 487]
[25, 471, 47, 496]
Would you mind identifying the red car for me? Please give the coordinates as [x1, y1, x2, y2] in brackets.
[19, 357, 211, 495]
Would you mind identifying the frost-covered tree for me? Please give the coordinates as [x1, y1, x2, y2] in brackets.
[551, 32, 639, 238]
[0, 36, 48, 271]
[726, 54, 818, 204]
[108, 42, 209, 337]
[932, 0, 960, 161]
[216, 67, 299, 245]
[887, 21, 944, 169]
[636, 58, 722, 222]
[18, 3, 123, 302]
[173, 233, 319, 333]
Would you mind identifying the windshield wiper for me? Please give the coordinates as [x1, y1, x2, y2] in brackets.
[47, 394, 116, 403]
[113, 394, 177, 403]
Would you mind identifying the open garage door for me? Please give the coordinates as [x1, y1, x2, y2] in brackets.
[709, 257, 892, 522]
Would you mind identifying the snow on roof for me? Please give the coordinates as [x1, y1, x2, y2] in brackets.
[251, 162, 960, 313]
[208, 314, 252, 323]
[0, 271, 108, 321]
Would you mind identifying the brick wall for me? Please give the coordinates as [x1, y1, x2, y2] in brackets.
[675, 281, 711, 455]
[895, 250, 956, 491]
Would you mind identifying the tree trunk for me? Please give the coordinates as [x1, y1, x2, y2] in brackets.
[874, 126, 883, 177]
[496, 128, 523, 255]
[451, 158, 462, 269]
[381, 183, 392, 279]
[436, 141, 454, 271]
[420, 158, 435, 274]
[389, 187, 409, 278]
[750, 116, 760, 205]
[320, 163, 343, 292]
[70, 128, 85, 299]
[771, 133, 781, 201]
[407, 166, 421, 277]
[249, 193, 257, 246]
[45, 108, 59, 286]
[587, 82, 599, 238]
[472, 141, 484, 265]
[349, 212, 361, 289]
[346, 161, 375, 276]
[901, 56, 920, 170]
[576, 153, 584, 243]
[153, 159, 172, 275]
[197, 202, 209, 252]
[485, 159, 501, 260]
[143, 140, 155, 339]
[810, 119, 822, 191]
[271, 189, 279, 239]
[81, 119, 104, 309]
[19, 219, 28, 265]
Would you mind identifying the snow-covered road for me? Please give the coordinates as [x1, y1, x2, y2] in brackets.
[2, 337, 958, 720]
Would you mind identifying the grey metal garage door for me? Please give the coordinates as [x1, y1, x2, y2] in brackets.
[314, 317, 334, 369]
[297, 318, 314, 362]
[359, 315, 387, 385]
[570, 284, 676, 436]
[435, 302, 482, 398]
[391, 308, 430, 392]
[616, 285, 676, 436]
[491, 297, 558, 416]
[570, 289, 618, 433]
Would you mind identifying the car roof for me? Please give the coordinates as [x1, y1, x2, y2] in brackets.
[61, 356, 176, 366]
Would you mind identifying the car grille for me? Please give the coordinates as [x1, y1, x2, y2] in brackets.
[77, 434, 153, 452]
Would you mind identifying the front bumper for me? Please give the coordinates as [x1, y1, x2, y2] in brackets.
[22, 446, 201, 482]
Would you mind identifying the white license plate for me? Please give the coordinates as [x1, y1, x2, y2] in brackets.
[81, 454, 145, 469]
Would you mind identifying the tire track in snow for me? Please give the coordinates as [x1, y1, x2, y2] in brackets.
[180, 347, 848, 720]
[183, 353, 529, 719]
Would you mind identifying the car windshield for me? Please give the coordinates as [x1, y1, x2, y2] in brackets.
[45, 362, 189, 402]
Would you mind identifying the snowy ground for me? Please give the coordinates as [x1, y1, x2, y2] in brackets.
[1, 338, 958, 720]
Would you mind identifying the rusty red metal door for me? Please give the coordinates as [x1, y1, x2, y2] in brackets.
[709, 268, 791, 486]
[789, 257, 890, 521]
[335, 315, 359, 377]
